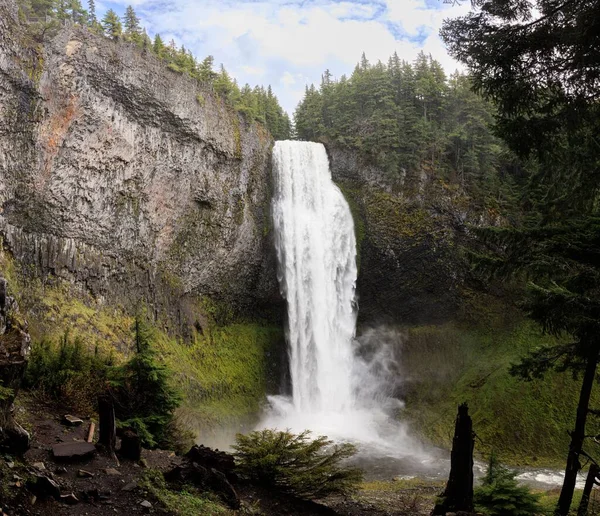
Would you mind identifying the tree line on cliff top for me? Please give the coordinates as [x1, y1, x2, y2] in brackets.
[294, 50, 523, 213]
[15, 0, 292, 140]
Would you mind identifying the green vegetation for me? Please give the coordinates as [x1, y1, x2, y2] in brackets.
[233, 429, 363, 499]
[15, 0, 291, 139]
[295, 53, 518, 211]
[22, 319, 186, 450]
[23, 332, 114, 413]
[442, 1, 600, 513]
[109, 318, 184, 448]
[402, 318, 600, 466]
[474, 453, 542, 516]
[156, 322, 283, 431]
[139, 470, 228, 515]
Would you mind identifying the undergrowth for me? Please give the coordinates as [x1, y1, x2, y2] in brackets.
[402, 318, 600, 465]
[139, 469, 229, 515]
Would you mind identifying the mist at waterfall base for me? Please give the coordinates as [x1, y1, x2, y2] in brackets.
[260, 140, 438, 478]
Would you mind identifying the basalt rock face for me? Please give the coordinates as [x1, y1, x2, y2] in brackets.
[0, 9, 280, 336]
[327, 146, 472, 326]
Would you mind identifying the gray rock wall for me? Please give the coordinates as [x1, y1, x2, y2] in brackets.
[0, 12, 280, 336]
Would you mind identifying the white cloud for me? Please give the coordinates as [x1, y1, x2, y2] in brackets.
[101, 0, 472, 113]
[241, 65, 266, 76]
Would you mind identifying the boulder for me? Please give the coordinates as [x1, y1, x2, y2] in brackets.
[185, 445, 236, 481]
[52, 442, 96, 460]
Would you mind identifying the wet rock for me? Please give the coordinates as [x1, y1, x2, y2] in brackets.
[185, 445, 236, 481]
[52, 442, 96, 460]
[140, 500, 152, 509]
[102, 467, 121, 476]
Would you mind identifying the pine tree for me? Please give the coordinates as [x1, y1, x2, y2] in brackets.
[111, 317, 182, 448]
[474, 453, 542, 516]
[152, 34, 165, 58]
[123, 5, 141, 43]
[442, 2, 600, 514]
[87, 0, 95, 24]
[197, 55, 217, 83]
[102, 9, 122, 40]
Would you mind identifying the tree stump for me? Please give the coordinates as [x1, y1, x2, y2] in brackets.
[98, 395, 116, 451]
[432, 403, 474, 515]
[120, 429, 141, 461]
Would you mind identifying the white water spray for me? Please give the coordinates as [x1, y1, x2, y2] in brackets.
[264, 141, 422, 457]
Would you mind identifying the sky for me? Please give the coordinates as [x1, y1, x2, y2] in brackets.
[96, 0, 472, 114]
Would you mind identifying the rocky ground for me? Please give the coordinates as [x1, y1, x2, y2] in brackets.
[0, 396, 447, 516]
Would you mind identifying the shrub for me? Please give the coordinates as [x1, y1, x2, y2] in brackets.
[474, 452, 542, 516]
[232, 428, 363, 499]
[23, 332, 113, 412]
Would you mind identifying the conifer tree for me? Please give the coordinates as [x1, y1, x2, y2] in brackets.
[102, 8, 122, 40]
[442, 2, 600, 514]
[87, 0, 95, 24]
[123, 5, 141, 42]
[152, 34, 165, 58]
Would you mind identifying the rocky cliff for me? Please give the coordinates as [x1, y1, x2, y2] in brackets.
[0, 8, 280, 337]
[327, 146, 472, 325]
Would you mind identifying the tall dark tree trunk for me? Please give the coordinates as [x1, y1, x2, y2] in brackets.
[556, 345, 599, 516]
[432, 403, 474, 515]
[98, 394, 116, 451]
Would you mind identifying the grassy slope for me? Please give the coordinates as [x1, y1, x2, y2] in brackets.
[401, 318, 600, 466]
[0, 243, 284, 441]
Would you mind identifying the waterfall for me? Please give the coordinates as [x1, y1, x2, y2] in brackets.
[271, 140, 357, 414]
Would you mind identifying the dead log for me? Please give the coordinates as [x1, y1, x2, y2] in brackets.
[87, 422, 95, 443]
[432, 403, 475, 515]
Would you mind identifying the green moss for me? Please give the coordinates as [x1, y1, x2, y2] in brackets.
[365, 189, 436, 243]
[139, 470, 229, 515]
[337, 183, 366, 271]
[402, 319, 600, 466]
[196, 93, 206, 107]
[154, 321, 283, 432]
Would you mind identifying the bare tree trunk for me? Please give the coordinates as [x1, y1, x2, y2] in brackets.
[432, 403, 474, 515]
[577, 463, 599, 516]
[98, 394, 116, 451]
[556, 345, 599, 516]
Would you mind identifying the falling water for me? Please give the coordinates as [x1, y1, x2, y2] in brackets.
[264, 140, 420, 456]
[271, 140, 357, 414]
